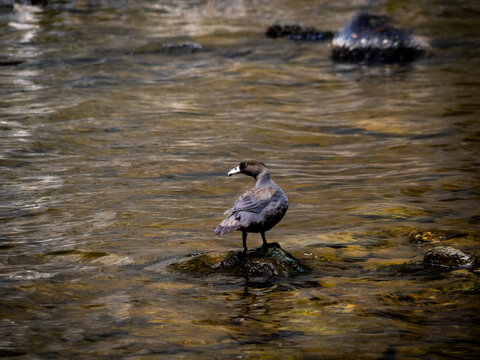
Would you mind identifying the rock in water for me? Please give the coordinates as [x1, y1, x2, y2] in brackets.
[266, 24, 334, 41]
[161, 42, 202, 53]
[424, 246, 478, 269]
[131, 42, 202, 56]
[332, 13, 430, 63]
[171, 243, 310, 278]
[409, 229, 468, 244]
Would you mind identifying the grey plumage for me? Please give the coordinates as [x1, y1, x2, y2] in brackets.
[214, 160, 288, 252]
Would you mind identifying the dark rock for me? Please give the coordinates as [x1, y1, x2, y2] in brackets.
[0, 4, 14, 12]
[0, 59, 24, 67]
[171, 243, 310, 278]
[30, 0, 48, 5]
[131, 42, 203, 56]
[424, 246, 477, 269]
[332, 13, 430, 63]
[265, 13, 430, 63]
[9, 0, 48, 7]
[266, 24, 334, 41]
[409, 229, 468, 244]
[161, 42, 202, 53]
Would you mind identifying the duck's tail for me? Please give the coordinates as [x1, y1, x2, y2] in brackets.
[214, 215, 241, 236]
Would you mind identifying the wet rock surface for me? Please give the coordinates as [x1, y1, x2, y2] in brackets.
[131, 42, 203, 56]
[266, 24, 334, 41]
[0, 58, 23, 66]
[424, 246, 478, 269]
[332, 13, 430, 63]
[171, 243, 310, 278]
[266, 12, 430, 63]
[161, 42, 203, 53]
[409, 229, 468, 244]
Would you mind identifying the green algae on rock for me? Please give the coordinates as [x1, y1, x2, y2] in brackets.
[424, 246, 478, 269]
[409, 229, 468, 244]
[171, 243, 310, 278]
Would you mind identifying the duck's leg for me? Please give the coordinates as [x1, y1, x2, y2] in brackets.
[261, 231, 268, 248]
[242, 230, 248, 253]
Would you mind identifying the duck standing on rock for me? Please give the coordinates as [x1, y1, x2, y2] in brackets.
[214, 160, 289, 253]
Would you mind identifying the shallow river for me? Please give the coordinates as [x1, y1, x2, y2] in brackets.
[1, 0, 479, 359]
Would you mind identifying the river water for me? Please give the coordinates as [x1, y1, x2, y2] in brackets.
[1, 0, 479, 359]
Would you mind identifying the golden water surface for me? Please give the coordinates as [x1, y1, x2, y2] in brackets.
[1, 0, 479, 359]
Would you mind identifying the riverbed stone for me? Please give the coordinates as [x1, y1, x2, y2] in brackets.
[266, 24, 334, 41]
[409, 229, 467, 244]
[424, 246, 477, 269]
[332, 13, 430, 63]
[171, 243, 310, 278]
[132, 42, 202, 56]
[161, 42, 202, 53]
[266, 13, 430, 63]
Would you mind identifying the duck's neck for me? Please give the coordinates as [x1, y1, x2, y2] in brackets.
[255, 171, 271, 187]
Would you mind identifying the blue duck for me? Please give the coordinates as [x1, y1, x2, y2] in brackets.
[214, 160, 289, 253]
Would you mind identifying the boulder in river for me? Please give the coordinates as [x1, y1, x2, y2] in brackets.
[424, 246, 477, 269]
[266, 12, 430, 63]
[171, 242, 310, 278]
[332, 13, 430, 63]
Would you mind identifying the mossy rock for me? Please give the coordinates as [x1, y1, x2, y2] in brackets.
[409, 229, 467, 244]
[171, 243, 310, 278]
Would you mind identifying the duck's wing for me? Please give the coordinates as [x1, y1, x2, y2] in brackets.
[232, 186, 278, 214]
[214, 186, 278, 236]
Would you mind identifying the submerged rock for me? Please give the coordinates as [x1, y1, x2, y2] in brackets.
[424, 246, 477, 269]
[131, 42, 203, 56]
[0, 59, 24, 67]
[161, 42, 203, 53]
[171, 243, 310, 278]
[266, 24, 334, 41]
[409, 229, 468, 244]
[332, 13, 430, 63]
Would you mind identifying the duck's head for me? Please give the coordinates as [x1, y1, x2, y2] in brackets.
[227, 160, 268, 179]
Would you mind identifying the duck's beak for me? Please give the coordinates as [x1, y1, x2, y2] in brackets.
[227, 165, 241, 176]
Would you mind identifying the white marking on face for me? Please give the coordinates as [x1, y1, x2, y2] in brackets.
[228, 166, 241, 176]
